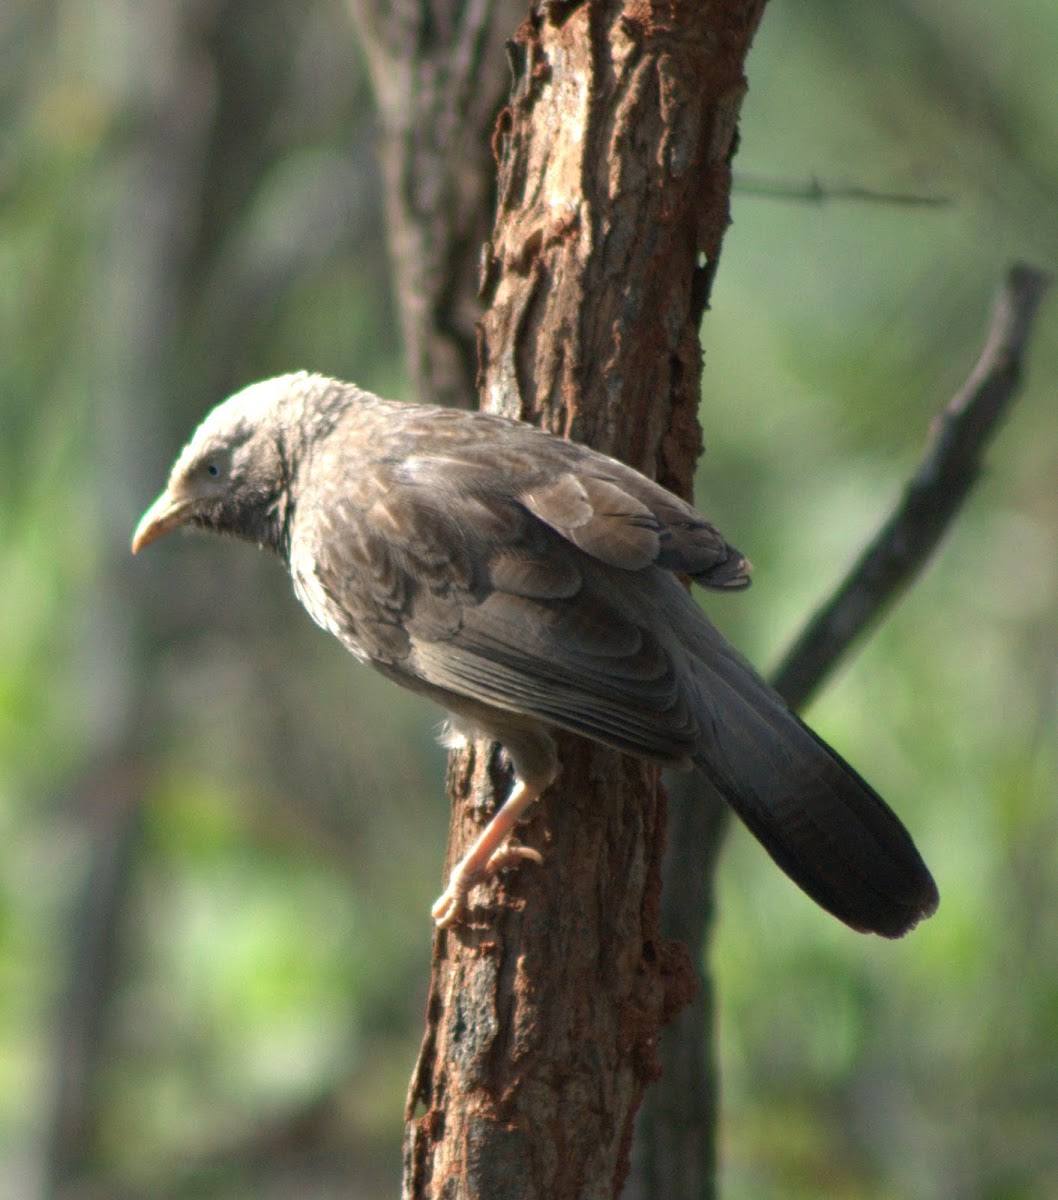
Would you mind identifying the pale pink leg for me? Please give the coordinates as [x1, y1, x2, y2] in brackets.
[431, 778, 545, 928]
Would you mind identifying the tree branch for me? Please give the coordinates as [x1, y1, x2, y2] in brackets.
[735, 171, 951, 207]
[773, 262, 1051, 710]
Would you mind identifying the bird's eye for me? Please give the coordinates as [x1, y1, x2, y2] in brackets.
[205, 462, 221, 478]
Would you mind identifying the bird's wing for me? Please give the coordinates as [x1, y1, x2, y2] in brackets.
[296, 448, 716, 765]
[517, 453, 750, 588]
[394, 414, 752, 588]
[410, 579, 703, 766]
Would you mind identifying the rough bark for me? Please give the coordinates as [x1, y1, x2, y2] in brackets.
[402, 5, 767, 1198]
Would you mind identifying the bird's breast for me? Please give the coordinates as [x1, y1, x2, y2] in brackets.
[289, 536, 355, 647]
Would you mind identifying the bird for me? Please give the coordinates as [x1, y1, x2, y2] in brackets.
[133, 372, 938, 936]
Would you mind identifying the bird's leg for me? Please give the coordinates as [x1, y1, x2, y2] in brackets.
[431, 775, 545, 928]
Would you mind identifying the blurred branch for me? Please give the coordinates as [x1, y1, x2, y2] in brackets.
[346, 0, 524, 407]
[773, 261, 1051, 710]
[629, 772, 728, 1200]
[42, 765, 144, 1200]
[736, 171, 952, 207]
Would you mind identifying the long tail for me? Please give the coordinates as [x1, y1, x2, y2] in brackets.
[689, 635, 939, 938]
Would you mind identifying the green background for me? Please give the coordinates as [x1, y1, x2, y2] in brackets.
[2, 1, 1056, 1196]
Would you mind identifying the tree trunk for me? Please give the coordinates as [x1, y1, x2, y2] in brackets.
[400, 4, 767, 1197]
[347, 0, 526, 408]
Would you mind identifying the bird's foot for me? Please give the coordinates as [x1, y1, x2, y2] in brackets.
[431, 842, 544, 929]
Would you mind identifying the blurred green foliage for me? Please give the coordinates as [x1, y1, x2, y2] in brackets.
[1, 1, 1056, 1197]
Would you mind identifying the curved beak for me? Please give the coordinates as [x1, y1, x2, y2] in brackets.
[131, 490, 193, 554]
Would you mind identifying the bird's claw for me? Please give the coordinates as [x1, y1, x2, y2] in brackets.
[431, 843, 544, 929]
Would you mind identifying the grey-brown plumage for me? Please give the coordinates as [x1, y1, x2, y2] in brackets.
[133, 372, 939, 936]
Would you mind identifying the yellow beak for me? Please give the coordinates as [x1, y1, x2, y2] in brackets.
[131, 490, 193, 554]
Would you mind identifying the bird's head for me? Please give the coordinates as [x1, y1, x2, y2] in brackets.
[132, 374, 311, 556]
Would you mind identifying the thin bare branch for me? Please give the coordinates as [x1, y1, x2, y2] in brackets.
[736, 172, 952, 207]
[773, 262, 1050, 710]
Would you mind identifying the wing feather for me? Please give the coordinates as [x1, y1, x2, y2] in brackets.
[291, 408, 747, 759]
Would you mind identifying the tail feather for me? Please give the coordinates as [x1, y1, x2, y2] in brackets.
[690, 644, 939, 938]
